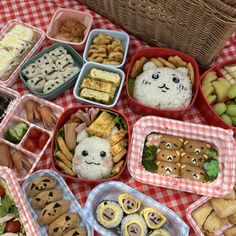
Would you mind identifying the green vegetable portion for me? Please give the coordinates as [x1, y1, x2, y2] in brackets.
[128, 78, 136, 95]
[5, 122, 28, 144]
[142, 145, 157, 172]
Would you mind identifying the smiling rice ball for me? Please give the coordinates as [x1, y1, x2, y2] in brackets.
[133, 62, 192, 110]
[96, 200, 124, 229]
[72, 136, 113, 180]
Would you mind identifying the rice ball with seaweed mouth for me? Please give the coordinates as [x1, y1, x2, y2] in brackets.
[72, 136, 113, 180]
[133, 62, 192, 110]
[96, 200, 124, 228]
[121, 214, 147, 236]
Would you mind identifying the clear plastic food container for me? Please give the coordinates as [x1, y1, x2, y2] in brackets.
[22, 169, 94, 236]
[0, 94, 64, 181]
[128, 116, 235, 197]
[83, 181, 189, 236]
[0, 19, 45, 87]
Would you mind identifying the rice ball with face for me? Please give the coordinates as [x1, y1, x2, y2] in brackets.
[133, 62, 192, 109]
[72, 136, 113, 180]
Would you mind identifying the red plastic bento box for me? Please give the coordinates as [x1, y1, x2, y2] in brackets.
[125, 47, 200, 119]
[196, 59, 236, 134]
[50, 105, 130, 184]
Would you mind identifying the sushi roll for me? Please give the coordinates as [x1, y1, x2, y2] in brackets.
[121, 214, 147, 236]
[140, 208, 166, 229]
[148, 228, 170, 236]
[118, 193, 141, 214]
[96, 200, 123, 228]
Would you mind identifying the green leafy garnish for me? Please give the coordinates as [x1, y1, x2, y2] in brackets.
[54, 127, 65, 157]
[206, 148, 218, 159]
[0, 222, 5, 234]
[204, 158, 220, 180]
[142, 145, 158, 172]
[128, 78, 136, 95]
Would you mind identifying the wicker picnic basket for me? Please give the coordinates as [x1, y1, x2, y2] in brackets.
[79, 0, 236, 67]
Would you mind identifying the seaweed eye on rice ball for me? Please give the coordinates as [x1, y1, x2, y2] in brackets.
[96, 200, 123, 228]
[72, 136, 113, 180]
[133, 62, 192, 110]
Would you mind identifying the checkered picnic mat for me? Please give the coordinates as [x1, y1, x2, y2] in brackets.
[1, 0, 236, 235]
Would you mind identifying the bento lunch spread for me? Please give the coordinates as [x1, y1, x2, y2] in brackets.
[142, 132, 220, 183]
[54, 107, 128, 180]
[0, 178, 26, 235]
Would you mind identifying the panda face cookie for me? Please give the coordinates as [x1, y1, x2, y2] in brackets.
[31, 188, 63, 209]
[180, 164, 205, 182]
[48, 212, 80, 236]
[183, 140, 210, 154]
[49, 46, 67, 61]
[38, 200, 71, 225]
[43, 79, 64, 94]
[159, 134, 183, 150]
[156, 149, 181, 163]
[22, 63, 41, 79]
[55, 54, 74, 70]
[27, 75, 46, 93]
[156, 161, 181, 177]
[26, 175, 57, 197]
[181, 152, 207, 168]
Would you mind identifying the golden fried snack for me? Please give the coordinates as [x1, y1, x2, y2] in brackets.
[157, 57, 176, 68]
[112, 160, 125, 174]
[151, 58, 164, 67]
[55, 151, 72, 169]
[168, 55, 187, 67]
[102, 59, 120, 65]
[88, 46, 107, 55]
[187, 62, 195, 85]
[93, 33, 111, 45]
[108, 51, 123, 63]
[131, 57, 147, 78]
[56, 160, 76, 177]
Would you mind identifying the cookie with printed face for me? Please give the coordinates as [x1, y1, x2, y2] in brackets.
[159, 134, 183, 150]
[43, 79, 64, 94]
[145, 133, 161, 147]
[63, 227, 87, 236]
[35, 53, 54, 68]
[38, 200, 71, 225]
[55, 54, 74, 70]
[183, 140, 210, 154]
[26, 175, 57, 197]
[180, 164, 205, 182]
[31, 188, 63, 210]
[49, 46, 67, 61]
[27, 75, 46, 92]
[48, 213, 80, 236]
[181, 152, 207, 168]
[156, 161, 181, 177]
[22, 63, 41, 79]
[156, 149, 181, 163]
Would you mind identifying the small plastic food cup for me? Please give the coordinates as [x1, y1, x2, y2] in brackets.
[46, 8, 93, 51]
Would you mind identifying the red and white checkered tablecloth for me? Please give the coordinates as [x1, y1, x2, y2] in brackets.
[1, 1, 236, 235]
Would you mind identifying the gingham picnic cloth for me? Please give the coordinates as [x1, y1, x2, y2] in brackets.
[1, 0, 236, 235]
[0, 166, 40, 235]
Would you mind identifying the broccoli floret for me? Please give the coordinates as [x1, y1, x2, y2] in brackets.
[206, 148, 218, 159]
[204, 159, 220, 178]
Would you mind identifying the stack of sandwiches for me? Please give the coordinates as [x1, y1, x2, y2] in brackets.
[220, 64, 236, 85]
[192, 187, 236, 236]
[80, 68, 121, 104]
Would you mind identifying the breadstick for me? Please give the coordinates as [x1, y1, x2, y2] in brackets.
[112, 160, 125, 174]
[131, 57, 147, 78]
[55, 151, 72, 169]
[57, 136, 73, 161]
[55, 160, 76, 177]
[157, 57, 176, 68]
[187, 62, 195, 85]
[113, 148, 127, 163]
[151, 58, 164, 67]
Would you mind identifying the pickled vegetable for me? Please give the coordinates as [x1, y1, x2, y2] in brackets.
[226, 104, 236, 116]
